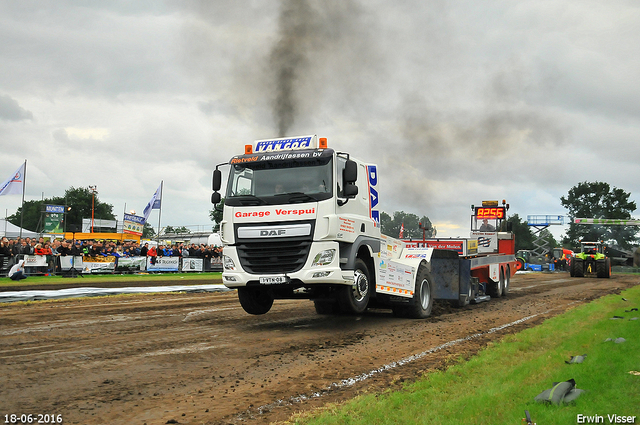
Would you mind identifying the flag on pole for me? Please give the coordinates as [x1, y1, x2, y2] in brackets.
[143, 183, 162, 222]
[399, 223, 405, 239]
[0, 162, 26, 196]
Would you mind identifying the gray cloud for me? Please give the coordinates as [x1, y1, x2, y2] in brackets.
[0, 95, 33, 121]
[0, 1, 638, 237]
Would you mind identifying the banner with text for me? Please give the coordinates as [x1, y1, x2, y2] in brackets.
[115, 256, 147, 272]
[81, 256, 116, 274]
[123, 213, 145, 236]
[147, 256, 180, 272]
[44, 205, 65, 233]
[181, 258, 203, 272]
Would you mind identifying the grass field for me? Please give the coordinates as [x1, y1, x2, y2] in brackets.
[0, 272, 222, 288]
[291, 285, 640, 425]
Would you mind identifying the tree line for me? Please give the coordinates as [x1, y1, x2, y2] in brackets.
[8, 181, 638, 250]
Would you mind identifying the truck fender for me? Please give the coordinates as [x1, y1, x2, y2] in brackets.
[392, 247, 435, 271]
[340, 236, 381, 270]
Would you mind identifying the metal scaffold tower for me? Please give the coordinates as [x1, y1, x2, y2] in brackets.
[527, 215, 565, 256]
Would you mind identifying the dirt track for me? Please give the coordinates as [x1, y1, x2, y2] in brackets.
[1, 272, 638, 425]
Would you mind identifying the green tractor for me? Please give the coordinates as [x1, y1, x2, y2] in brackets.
[570, 241, 611, 278]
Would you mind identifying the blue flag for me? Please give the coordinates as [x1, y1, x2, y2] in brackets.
[143, 183, 162, 222]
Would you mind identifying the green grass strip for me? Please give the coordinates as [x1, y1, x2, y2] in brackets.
[294, 285, 640, 425]
[0, 272, 222, 287]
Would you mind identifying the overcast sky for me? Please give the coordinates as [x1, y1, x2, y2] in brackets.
[1, 1, 639, 239]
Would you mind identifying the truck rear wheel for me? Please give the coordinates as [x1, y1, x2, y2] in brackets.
[337, 258, 371, 314]
[237, 287, 274, 315]
[502, 267, 510, 296]
[393, 264, 434, 319]
[489, 269, 504, 298]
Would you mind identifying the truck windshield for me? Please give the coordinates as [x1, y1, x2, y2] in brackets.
[225, 150, 333, 206]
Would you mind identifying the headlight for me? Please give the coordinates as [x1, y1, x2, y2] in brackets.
[312, 249, 335, 267]
[223, 255, 236, 271]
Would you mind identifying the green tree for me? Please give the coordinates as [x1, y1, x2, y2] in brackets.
[506, 213, 535, 251]
[142, 222, 156, 238]
[561, 181, 638, 249]
[209, 198, 225, 232]
[380, 210, 436, 239]
[163, 226, 190, 234]
[8, 186, 115, 232]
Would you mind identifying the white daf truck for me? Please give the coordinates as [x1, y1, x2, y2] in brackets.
[211, 135, 515, 317]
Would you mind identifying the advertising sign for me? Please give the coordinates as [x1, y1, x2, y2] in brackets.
[43, 205, 65, 233]
[471, 232, 498, 254]
[81, 257, 116, 273]
[147, 256, 180, 272]
[115, 257, 146, 272]
[182, 258, 203, 272]
[24, 255, 48, 267]
[123, 213, 145, 236]
[59, 256, 84, 271]
[45, 205, 65, 213]
[44, 212, 64, 233]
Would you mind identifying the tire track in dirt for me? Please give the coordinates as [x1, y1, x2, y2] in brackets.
[0, 273, 637, 425]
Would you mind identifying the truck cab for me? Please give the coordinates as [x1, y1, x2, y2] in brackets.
[212, 135, 382, 314]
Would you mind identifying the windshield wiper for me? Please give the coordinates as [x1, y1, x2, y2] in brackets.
[235, 194, 266, 206]
[277, 192, 317, 203]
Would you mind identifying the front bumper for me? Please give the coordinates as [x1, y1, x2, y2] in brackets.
[222, 241, 353, 288]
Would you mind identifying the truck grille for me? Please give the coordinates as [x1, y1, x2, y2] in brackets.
[236, 238, 312, 274]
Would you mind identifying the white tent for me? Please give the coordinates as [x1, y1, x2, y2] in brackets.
[0, 218, 39, 239]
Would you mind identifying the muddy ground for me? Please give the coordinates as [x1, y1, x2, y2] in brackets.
[0, 272, 638, 425]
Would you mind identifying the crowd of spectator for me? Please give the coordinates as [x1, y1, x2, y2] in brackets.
[0, 236, 223, 275]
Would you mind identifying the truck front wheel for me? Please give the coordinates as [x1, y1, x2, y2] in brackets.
[237, 287, 274, 315]
[338, 258, 371, 314]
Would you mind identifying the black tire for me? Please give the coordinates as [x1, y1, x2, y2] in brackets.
[451, 279, 472, 308]
[515, 258, 525, 272]
[394, 264, 434, 319]
[596, 258, 611, 278]
[337, 258, 371, 314]
[237, 286, 274, 315]
[569, 259, 575, 277]
[573, 258, 584, 277]
[502, 267, 510, 296]
[596, 259, 606, 278]
[489, 269, 504, 298]
[313, 300, 340, 314]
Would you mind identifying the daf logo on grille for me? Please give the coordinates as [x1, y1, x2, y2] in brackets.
[237, 223, 312, 239]
[260, 229, 286, 236]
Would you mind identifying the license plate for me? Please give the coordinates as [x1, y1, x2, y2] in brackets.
[259, 276, 288, 285]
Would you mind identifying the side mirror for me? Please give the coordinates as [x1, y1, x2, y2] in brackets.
[212, 169, 222, 191]
[343, 160, 357, 183]
[211, 192, 221, 205]
[343, 184, 358, 198]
